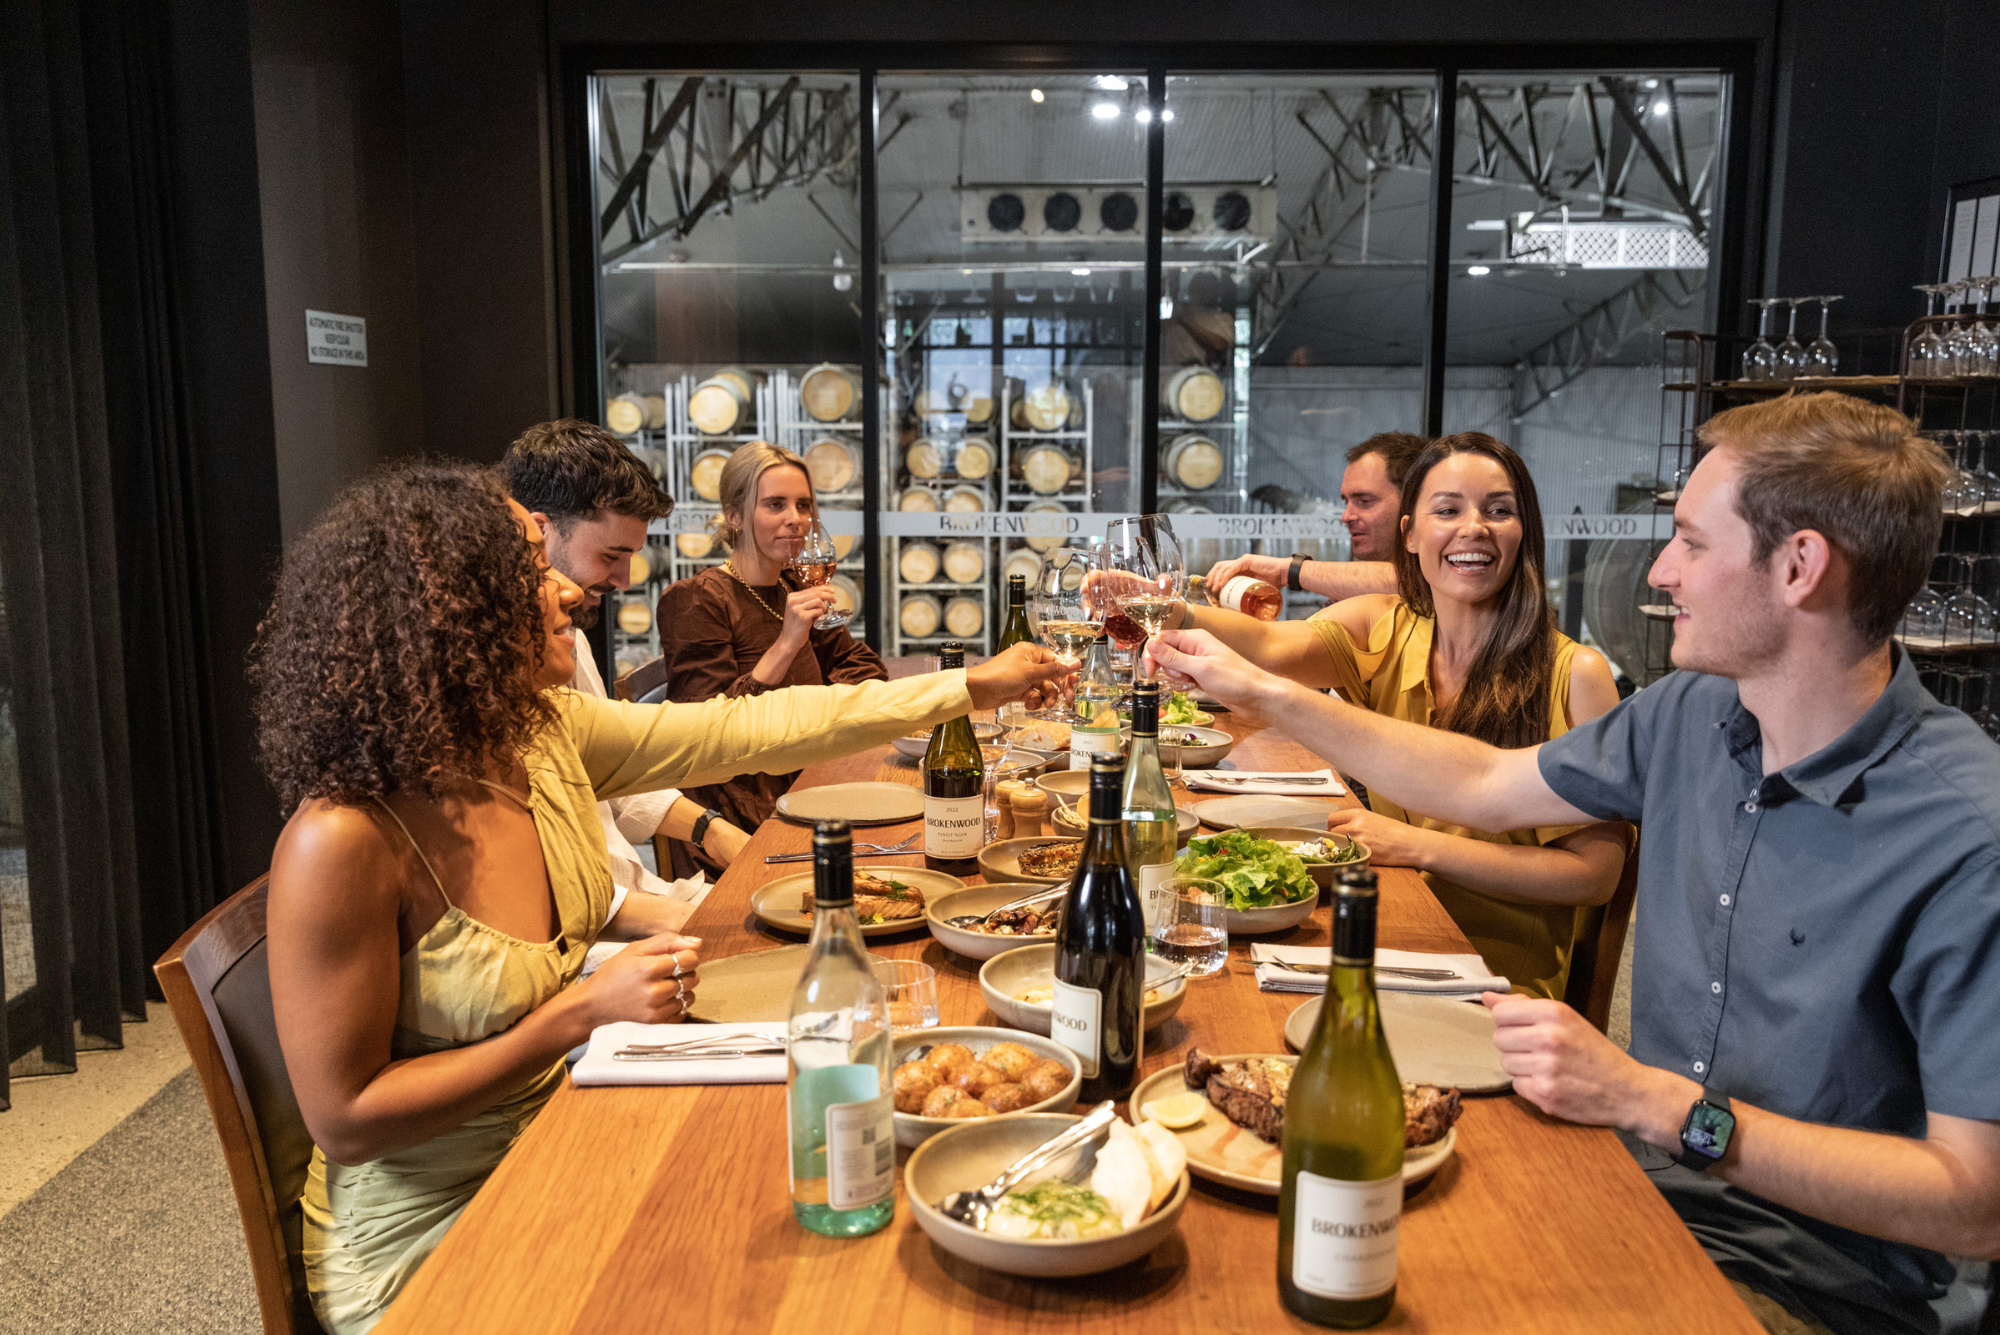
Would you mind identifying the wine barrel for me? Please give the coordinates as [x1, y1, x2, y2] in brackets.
[956, 437, 995, 480]
[1162, 365, 1225, 423]
[1023, 500, 1072, 552]
[832, 532, 857, 559]
[675, 531, 715, 559]
[642, 394, 667, 429]
[605, 393, 647, 436]
[829, 573, 862, 617]
[944, 595, 984, 639]
[1162, 433, 1226, 491]
[799, 363, 859, 422]
[688, 368, 757, 435]
[1019, 444, 1074, 495]
[616, 600, 653, 635]
[898, 486, 939, 512]
[628, 550, 652, 586]
[899, 541, 941, 585]
[942, 540, 986, 584]
[1003, 547, 1043, 586]
[900, 593, 942, 638]
[943, 484, 988, 513]
[688, 449, 732, 502]
[963, 395, 995, 425]
[804, 438, 858, 493]
[1019, 381, 1072, 432]
[905, 438, 946, 480]
[913, 389, 956, 419]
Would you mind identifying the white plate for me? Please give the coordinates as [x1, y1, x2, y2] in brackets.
[1285, 992, 1513, 1093]
[1193, 795, 1343, 829]
[774, 782, 923, 825]
[926, 884, 1061, 961]
[681, 944, 812, 1024]
[890, 721, 1009, 759]
[749, 868, 962, 938]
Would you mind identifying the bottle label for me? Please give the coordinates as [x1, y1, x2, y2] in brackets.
[1139, 861, 1176, 935]
[924, 794, 983, 857]
[1069, 728, 1120, 771]
[1218, 576, 1257, 612]
[825, 1091, 896, 1209]
[1050, 977, 1102, 1078]
[1291, 1170, 1401, 1300]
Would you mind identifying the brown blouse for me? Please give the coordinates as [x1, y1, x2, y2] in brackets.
[656, 564, 887, 850]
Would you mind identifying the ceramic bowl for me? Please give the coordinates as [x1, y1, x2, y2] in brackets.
[893, 720, 1009, 759]
[904, 1113, 1190, 1277]
[926, 884, 1063, 961]
[1233, 827, 1371, 892]
[1120, 723, 1236, 768]
[1219, 893, 1320, 936]
[891, 1027, 1080, 1148]
[978, 943, 1189, 1036]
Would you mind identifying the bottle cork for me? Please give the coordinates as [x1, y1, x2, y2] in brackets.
[1010, 788, 1048, 839]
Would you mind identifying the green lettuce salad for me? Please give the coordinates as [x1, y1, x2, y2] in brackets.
[1119, 690, 1205, 727]
[1174, 831, 1317, 908]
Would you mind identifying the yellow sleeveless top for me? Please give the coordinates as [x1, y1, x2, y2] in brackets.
[1310, 602, 1602, 1001]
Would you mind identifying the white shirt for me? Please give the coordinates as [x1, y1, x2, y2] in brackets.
[571, 634, 709, 970]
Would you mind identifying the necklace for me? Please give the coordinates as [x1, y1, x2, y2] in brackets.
[723, 560, 785, 622]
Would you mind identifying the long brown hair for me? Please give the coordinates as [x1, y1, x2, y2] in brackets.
[1392, 433, 1557, 749]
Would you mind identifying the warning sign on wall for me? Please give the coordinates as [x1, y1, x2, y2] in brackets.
[306, 310, 368, 366]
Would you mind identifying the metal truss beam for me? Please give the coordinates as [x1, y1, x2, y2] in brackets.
[1509, 268, 1703, 421]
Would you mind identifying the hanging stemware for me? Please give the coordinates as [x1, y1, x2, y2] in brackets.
[1909, 285, 1947, 378]
[1803, 295, 1842, 377]
[1970, 278, 1999, 377]
[1775, 298, 1809, 381]
[1942, 281, 1979, 378]
[1742, 299, 1779, 382]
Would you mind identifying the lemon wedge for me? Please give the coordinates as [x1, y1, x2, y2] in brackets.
[1143, 1091, 1210, 1129]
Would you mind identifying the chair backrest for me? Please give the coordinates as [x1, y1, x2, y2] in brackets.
[154, 876, 325, 1335]
[1564, 829, 1640, 1033]
[615, 654, 670, 704]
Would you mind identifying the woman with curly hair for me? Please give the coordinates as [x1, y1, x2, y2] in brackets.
[1166, 434, 1630, 1000]
[255, 460, 1062, 1334]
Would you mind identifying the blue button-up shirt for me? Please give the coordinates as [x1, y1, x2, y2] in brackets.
[1539, 649, 2000, 1335]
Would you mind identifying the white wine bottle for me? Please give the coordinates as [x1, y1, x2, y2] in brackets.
[1278, 868, 1403, 1326]
[1053, 753, 1146, 1102]
[923, 642, 985, 872]
[1069, 634, 1121, 772]
[995, 575, 1035, 727]
[787, 819, 895, 1238]
[1120, 682, 1179, 937]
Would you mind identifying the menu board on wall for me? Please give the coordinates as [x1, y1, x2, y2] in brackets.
[1943, 178, 2000, 285]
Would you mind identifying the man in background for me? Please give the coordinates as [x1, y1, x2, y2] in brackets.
[1204, 430, 1426, 603]
[499, 419, 751, 945]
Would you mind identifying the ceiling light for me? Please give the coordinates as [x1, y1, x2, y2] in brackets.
[1091, 102, 1120, 120]
[1071, 268, 1092, 276]
[1030, 88, 1044, 103]
[1161, 110, 1174, 122]
[1467, 265, 1491, 276]
[1641, 78, 1659, 89]
[1135, 108, 1152, 123]
[1653, 100, 1670, 116]
[1094, 75, 1129, 91]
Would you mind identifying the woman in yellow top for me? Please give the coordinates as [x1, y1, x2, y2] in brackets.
[253, 461, 1063, 1334]
[1177, 433, 1628, 999]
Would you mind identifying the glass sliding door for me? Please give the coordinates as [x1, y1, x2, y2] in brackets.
[874, 73, 1148, 654]
[589, 72, 868, 675]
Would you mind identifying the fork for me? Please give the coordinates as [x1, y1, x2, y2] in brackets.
[765, 832, 922, 864]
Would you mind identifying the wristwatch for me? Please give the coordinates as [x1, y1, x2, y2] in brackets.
[689, 807, 724, 849]
[1675, 1087, 1736, 1172]
[1286, 552, 1309, 592]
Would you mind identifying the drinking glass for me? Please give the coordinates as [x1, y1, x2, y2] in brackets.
[1027, 546, 1103, 667]
[1742, 300, 1779, 381]
[786, 520, 851, 629]
[1101, 515, 1186, 682]
[1151, 875, 1228, 977]
[1944, 555, 1997, 646]
[1803, 295, 1842, 377]
[1775, 298, 1808, 381]
[1901, 587, 1946, 643]
[1940, 433, 1983, 515]
[872, 959, 940, 1033]
[1942, 281, 1979, 377]
[1971, 279, 2000, 377]
[1909, 285, 1948, 377]
[1968, 431, 2000, 516]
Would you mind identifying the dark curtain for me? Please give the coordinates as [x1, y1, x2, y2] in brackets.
[0, 0, 284, 1111]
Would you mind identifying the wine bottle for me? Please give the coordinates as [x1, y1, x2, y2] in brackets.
[788, 819, 895, 1238]
[1190, 572, 1283, 621]
[995, 574, 1036, 725]
[1121, 682, 1179, 938]
[1278, 868, 1403, 1327]
[1053, 753, 1146, 1102]
[923, 642, 985, 873]
[1070, 634, 1121, 772]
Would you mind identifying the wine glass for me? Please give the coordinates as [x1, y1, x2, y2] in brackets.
[1803, 295, 1842, 377]
[1742, 300, 1780, 382]
[1101, 515, 1186, 683]
[1968, 431, 2000, 516]
[1943, 555, 1996, 647]
[1027, 547, 1104, 667]
[1942, 281, 1979, 378]
[1970, 278, 2000, 377]
[1901, 586, 1946, 644]
[785, 520, 851, 629]
[1939, 433, 1983, 516]
[1775, 298, 1808, 381]
[1909, 285, 1949, 377]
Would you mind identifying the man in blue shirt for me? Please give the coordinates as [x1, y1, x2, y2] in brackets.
[1154, 393, 2000, 1335]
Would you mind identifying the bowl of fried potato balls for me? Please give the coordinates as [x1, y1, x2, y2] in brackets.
[890, 1026, 1082, 1147]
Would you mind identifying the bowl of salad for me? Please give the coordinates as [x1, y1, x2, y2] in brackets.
[1117, 690, 1214, 729]
[1236, 826, 1370, 892]
[1172, 830, 1324, 934]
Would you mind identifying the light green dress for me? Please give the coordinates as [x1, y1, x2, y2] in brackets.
[299, 674, 974, 1334]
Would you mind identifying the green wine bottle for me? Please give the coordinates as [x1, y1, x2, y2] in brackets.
[997, 574, 1035, 650]
[1120, 682, 1178, 939]
[923, 641, 985, 873]
[1278, 868, 1403, 1327]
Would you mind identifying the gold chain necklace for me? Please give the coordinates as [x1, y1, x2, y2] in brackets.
[722, 560, 785, 622]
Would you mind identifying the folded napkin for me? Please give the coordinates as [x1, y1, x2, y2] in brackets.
[571, 1021, 788, 1087]
[1183, 768, 1346, 796]
[1250, 944, 1508, 1003]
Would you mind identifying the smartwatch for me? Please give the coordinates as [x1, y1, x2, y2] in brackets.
[689, 807, 723, 849]
[1675, 1087, 1736, 1172]
[1287, 552, 1309, 592]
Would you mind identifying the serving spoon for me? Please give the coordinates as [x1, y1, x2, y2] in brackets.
[935, 1101, 1120, 1230]
[946, 885, 1068, 929]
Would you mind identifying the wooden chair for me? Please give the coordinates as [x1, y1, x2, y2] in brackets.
[614, 654, 671, 705]
[1564, 829, 1640, 1034]
[155, 876, 327, 1335]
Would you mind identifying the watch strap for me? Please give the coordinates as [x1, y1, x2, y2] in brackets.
[689, 807, 723, 848]
[1287, 552, 1308, 592]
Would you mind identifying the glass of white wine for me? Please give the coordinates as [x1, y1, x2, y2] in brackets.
[1101, 515, 1186, 683]
[1027, 546, 1103, 667]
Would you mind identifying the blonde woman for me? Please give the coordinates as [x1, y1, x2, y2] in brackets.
[658, 441, 886, 845]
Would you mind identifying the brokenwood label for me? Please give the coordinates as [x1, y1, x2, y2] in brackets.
[1292, 1170, 1400, 1299]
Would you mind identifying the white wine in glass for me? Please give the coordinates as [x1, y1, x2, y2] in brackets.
[1028, 547, 1103, 666]
[1101, 516, 1186, 681]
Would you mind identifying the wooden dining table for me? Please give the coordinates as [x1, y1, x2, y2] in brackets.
[377, 685, 1758, 1335]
